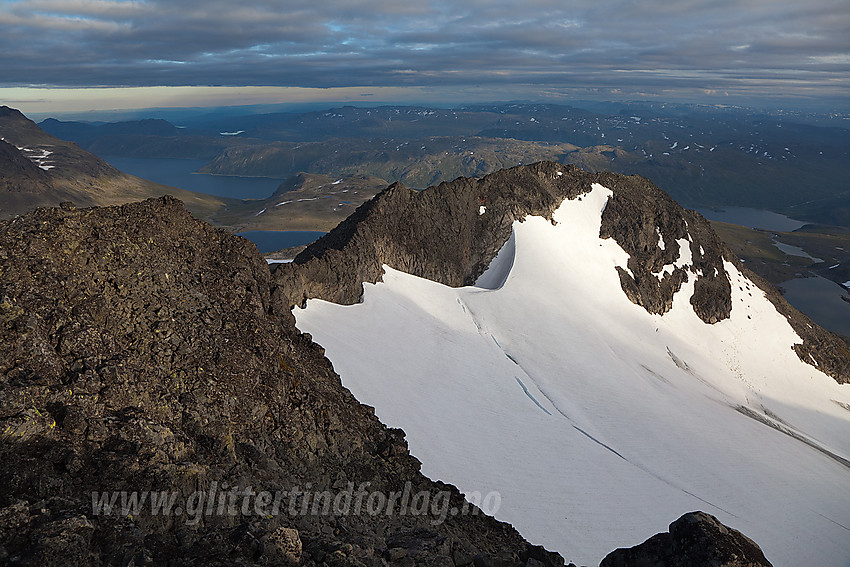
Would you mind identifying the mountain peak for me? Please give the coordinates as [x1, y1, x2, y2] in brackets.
[274, 161, 849, 382]
[292, 162, 850, 565]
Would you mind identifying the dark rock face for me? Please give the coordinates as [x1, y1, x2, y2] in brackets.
[274, 162, 587, 307]
[0, 196, 559, 566]
[272, 161, 848, 383]
[600, 511, 773, 567]
[595, 172, 731, 324]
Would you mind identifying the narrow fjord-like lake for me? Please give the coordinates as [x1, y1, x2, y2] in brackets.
[103, 156, 326, 253]
[104, 156, 283, 200]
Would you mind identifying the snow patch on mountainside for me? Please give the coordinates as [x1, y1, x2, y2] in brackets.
[295, 184, 850, 567]
[5, 142, 56, 170]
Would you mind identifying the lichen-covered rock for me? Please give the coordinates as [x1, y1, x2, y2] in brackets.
[268, 527, 302, 563]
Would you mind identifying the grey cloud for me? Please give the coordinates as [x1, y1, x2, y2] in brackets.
[0, 0, 847, 105]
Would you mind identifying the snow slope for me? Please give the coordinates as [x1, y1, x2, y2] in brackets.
[295, 184, 850, 566]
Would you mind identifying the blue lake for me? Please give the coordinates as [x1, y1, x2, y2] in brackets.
[695, 207, 806, 232]
[104, 156, 324, 252]
[780, 276, 850, 338]
[103, 156, 283, 200]
[237, 231, 326, 254]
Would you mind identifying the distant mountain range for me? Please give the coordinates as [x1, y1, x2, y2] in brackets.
[40, 102, 850, 227]
[4, 103, 849, 321]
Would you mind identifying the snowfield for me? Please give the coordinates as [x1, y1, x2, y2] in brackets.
[295, 184, 850, 566]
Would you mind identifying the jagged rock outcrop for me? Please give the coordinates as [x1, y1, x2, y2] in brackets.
[273, 162, 584, 307]
[0, 196, 560, 566]
[272, 161, 850, 383]
[596, 173, 732, 324]
[274, 163, 731, 321]
[600, 511, 773, 567]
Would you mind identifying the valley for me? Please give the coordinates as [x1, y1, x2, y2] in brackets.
[0, 106, 235, 223]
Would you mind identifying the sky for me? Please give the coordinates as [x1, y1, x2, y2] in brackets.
[1, 0, 848, 116]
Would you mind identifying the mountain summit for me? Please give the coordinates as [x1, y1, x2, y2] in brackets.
[278, 161, 849, 383]
[285, 162, 850, 566]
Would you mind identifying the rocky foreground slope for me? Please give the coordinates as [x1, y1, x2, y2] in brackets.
[0, 197, 558, 566]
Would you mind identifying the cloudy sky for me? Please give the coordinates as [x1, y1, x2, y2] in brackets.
[1, 0, 848, 114]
